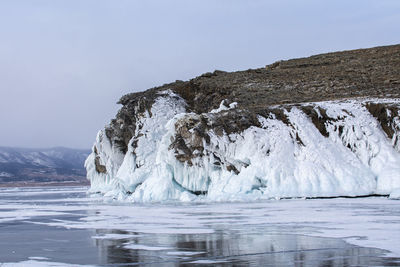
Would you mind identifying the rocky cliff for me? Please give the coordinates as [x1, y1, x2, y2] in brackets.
[86, 44, 400, 201]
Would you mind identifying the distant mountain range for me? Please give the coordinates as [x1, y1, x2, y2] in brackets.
[0, 146, 91, 187]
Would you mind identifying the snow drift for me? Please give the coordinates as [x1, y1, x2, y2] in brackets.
[85, 89, 400, 202]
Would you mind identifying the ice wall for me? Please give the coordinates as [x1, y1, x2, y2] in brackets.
[86, 95, 400, 202]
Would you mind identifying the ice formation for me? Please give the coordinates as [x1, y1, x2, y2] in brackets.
[85, 92, 400, 202]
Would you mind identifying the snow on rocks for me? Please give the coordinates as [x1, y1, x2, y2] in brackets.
[86, 94, 400, 202]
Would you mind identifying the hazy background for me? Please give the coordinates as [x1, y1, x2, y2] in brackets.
[0, 0, 399, 149]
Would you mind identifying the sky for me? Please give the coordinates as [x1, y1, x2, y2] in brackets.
[0, 0, 399, 149]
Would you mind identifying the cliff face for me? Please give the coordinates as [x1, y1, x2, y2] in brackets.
[86, 44, 400, 201]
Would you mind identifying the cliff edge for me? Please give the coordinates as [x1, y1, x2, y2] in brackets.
[86, 44, 400, 201]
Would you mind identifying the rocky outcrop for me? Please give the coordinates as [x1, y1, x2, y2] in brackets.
[86, 44, 400, 201]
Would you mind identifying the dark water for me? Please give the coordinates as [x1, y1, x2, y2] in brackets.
[0, 187, 399, 266]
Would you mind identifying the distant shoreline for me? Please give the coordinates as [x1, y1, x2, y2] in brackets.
[0, 181, 90, 188]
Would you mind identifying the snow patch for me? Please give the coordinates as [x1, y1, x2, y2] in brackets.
[123, 244, 172, 251]
[210, 100, 238, 113]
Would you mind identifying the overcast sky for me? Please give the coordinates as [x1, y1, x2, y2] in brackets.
[0, 0, 399, 149]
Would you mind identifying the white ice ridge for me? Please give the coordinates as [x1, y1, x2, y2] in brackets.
[86, 95, 400, 202]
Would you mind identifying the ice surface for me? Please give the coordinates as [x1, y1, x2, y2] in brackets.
[166, 251, 205, 256]
[0, 260, 96, 266]
[189, 259, 228, 264]
[123, 244, 173, 251]
[91, 233, 140, 240]
[1, 187, 398, 256]
[86, 96, 400, 202]
[390, 188, 400, 199]
[27, 257, 50, 260]
[0, 187, 399, 266]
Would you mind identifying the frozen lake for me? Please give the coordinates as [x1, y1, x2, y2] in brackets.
[0, 187, 399, 266]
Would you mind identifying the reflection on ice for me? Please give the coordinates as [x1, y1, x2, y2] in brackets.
[92, 229, 398, 266]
